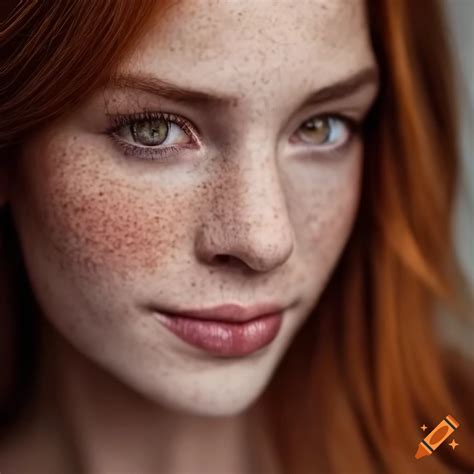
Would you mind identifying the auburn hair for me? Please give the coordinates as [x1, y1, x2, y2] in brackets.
[1, 1, 473, 473]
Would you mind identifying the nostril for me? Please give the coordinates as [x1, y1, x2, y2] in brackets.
[215, 254, 232, 264]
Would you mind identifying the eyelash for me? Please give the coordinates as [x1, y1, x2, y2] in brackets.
[104, 109, 360, 162]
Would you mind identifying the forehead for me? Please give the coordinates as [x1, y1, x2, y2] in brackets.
[118, 0, 373, 103]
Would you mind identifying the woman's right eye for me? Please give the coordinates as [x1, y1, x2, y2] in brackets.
[122, 117, 193, 148]
[105, 111, 198, 161]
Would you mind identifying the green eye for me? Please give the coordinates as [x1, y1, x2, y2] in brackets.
[107, 110, 197, 161]
[131, 119, 169, 146]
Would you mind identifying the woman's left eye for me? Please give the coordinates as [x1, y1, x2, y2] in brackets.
[292, 115, 358, 149]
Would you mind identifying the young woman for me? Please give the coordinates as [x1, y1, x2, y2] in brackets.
[1, 1, 473, 472]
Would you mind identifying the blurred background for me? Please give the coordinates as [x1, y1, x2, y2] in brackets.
[439, 0, 474, 359]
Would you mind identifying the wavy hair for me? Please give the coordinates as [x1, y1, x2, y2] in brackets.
[1, 1, 473, 472]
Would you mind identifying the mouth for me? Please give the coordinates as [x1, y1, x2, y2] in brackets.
[149, 303, 288, 357]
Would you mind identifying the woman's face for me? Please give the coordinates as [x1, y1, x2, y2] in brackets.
[8, 0, 378, 415]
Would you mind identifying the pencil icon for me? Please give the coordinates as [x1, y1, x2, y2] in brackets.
[415, 415, 460, 459]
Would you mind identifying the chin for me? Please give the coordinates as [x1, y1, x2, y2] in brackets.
[146, 384, 262, 418]
[121, 368, 266, 418]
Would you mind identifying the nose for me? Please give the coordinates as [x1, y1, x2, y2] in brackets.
[194, 154, 295, 273]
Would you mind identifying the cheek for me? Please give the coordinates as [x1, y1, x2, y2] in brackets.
[293, 152, 363, 260]
[309, 175, 361, 239]
[48, 185, 173, 278]
[15, 141, 191, 280]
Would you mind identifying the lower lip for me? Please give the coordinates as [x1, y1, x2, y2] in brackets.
[154, 311, 283, 357]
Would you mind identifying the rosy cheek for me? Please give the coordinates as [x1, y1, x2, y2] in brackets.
[47, 188, 172, 278]
[23, 144, 189, 280]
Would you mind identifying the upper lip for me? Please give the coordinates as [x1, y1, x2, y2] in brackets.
[152, 303, 286, 323]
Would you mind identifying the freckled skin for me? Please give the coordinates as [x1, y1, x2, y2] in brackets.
[8, 0, 379, 417]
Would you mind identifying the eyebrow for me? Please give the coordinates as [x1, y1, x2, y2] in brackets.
[108, 66, 379, 108]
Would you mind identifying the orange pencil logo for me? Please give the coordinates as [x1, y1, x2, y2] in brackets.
[415, 415, 460, 459]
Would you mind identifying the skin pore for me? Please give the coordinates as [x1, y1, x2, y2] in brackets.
[1, 0, 379, 472]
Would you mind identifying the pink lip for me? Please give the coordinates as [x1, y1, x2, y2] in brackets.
[151, 303, 285, 323]
[153, 310, 284, 357]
